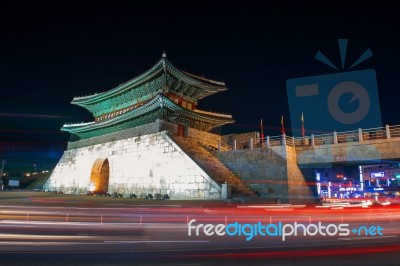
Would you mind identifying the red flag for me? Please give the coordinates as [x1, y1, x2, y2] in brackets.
[281, 115, 285, 135]
[260, 119, 264, 144]
[301, 112, 305, 137]
[260, 119, 264, 138]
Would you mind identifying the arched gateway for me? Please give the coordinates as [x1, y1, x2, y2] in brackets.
[89, 158, 109, 193]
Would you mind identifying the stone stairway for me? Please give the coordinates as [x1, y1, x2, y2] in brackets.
[171, 136, 255, 197]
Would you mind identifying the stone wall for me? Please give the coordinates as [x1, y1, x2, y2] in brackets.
[296, 138, 400, 165]
[45, 131, 221, 199]
[283, 146, 316, 204]
[217, 146, 315, 204]
[221, 132, 260, 150]
[187, 127, 221, 149]
[217, 148, 289, 202]
[67, 120, 179, 150]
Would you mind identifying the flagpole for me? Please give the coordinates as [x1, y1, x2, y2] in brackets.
[260, 119, 264, 145]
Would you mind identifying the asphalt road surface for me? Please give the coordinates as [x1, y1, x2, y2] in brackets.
[0, 192, 399, 265]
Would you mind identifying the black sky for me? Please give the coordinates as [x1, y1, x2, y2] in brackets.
[1, 1, 399, 172]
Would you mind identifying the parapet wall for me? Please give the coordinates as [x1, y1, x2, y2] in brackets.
[187, 127, 221, 149]
[222, 132, 260, 150]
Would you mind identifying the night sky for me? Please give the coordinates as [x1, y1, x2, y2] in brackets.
[1, 1, 399, 172]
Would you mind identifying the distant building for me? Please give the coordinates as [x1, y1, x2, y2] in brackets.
[361, 164, 400, 196]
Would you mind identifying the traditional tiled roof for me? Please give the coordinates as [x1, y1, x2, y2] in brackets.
[62, 93, 234, 139]
[71, 55, 227, 117]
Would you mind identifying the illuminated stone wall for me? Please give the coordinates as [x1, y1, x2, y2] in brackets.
[283, 145, 316, 204]
[187, 127, 221, 149]
[217, 146, 315, 204]
[217, 148, 289, 202]
[45, 131, 221, 199]
[221, 132, 260, 150]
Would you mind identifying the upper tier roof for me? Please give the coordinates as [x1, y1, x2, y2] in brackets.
[71, 54, 227, 116]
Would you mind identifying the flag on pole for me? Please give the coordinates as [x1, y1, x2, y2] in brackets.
[281, 115, 285, 135]
[301, 112, 305, 137]
[260, 119, 264, 144]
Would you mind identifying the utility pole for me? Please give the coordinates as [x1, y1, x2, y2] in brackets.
[0, 160, 5, 175]
[0, 160, 5, 191]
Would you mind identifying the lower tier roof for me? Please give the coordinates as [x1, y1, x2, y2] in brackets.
[62, 93, 234, 139]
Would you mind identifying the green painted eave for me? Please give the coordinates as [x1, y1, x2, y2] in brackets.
[62, 93, 233, 138]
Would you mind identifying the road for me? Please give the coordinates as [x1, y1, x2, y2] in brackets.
[0, 192, 399, 265]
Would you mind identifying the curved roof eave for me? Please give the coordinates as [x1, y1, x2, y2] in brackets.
[71, 58, 165, 105]
[62, 94, 233, 134]
[165, 61, 227, 92]
[71, 57, 228, 107]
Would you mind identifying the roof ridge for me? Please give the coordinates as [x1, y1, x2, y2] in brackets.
[179, 70, 225, 86]
[73, 57, 164, 101]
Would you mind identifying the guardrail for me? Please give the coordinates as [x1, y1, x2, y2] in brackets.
[217, 124, 400, 151]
